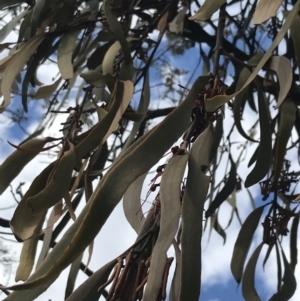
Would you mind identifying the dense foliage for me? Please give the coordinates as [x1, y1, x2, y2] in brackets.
[0, 0, 300, 300]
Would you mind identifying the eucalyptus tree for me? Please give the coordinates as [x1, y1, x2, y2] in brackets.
[0, 0, 300, 300]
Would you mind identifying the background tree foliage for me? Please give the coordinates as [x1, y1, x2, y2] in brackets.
[0, 0, 300, 300]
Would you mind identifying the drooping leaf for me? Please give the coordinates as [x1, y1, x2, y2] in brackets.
[0, 137, 54, 195]
[252, 0, 282, 24]
[65, 253, 84, 299]
[0, 8, 29, 43]
[268, 248, 297, 301]
[206, 155, 236, 217]
[290, 215, 299, 273]
[122, 70, 150, 150]
[245, 87, 272, 187]
[80, 71, 113, 88]
[87, 41, 114, 70]
[285, 10, 300, 80]
[273, 99, 296, 185]
[263, 240, 275, 269]
[233, 58, 263, 143]
[189, 0, 226, 21]
[242, 242, 264, 301]
[180, 124, 213, 301]
[73, 80, 132, 161]
[27, 142, 76, 215]
[3, 76, 212, 299]
[10, 162, 54, 241]
[65, 259, 117, 301]
[34, 78, 62, 99]
[210, 116, 223, 163]
[205, 1, 300, 112]
[170, 240, 181, 301]
[231, 205, 265, 283]
[22, 37, 56, 111]
[15, 233, 41, 281]
[213, 212, 227, 244]
[268, 56, 292, 108]
[103, 0, 132, 65]
[123, 173, 147, 234]
[0, 34, 44, 113]
[143, 152, 189, 301]
[58, 30, 80, 79]
[29, 0, 45, 38]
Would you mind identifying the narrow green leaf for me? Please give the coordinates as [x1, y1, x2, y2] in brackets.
[0, 137, 54, 195]
[144, 153, 189, 301]
[290, 215, 299, 272]
[0, 8, 29, 43]
[213, 213, 227, 245]
[273, 99, 296, 185]
[231, 205, 265, 283]
[180, 124, 213, 301]
[189, 0, 226, 21]
[58, 30, 80, 79]
[10, 163, 54, 241]
[245, 88, 272, 187]
[65, 259, 117, 301]
[170, 241, 181, 301]
[252, 0, 282, 24]
[210, 117, 223, 162]
[123, 173, 147, 234]
[15, 234, 41, 281]
[0, 34, 44, 113]
[268, 248, 297, 301]
[242, 242, 264, 301]
[65, 253, 84, 299]
[206, 155, 236, 217]
[269, 56, 292, 108]
[80, 71, 113, 88]
[103, 0, 132, 65]
[263, 240, 275, 269]
[29, 0, 45, 38]
[233, 68, 258, 143]
[27, 143, 76, 215]
[122, 71, 150, 150]
[34, 78, 62, 99]
[275, 242, 282, 292]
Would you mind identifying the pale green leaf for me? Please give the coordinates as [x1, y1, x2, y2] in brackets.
[58, 30, 80, 79]
[0, 137, 54, 195]
[0, 34, 44, 113]
[231, 205, 265, 283]
[179, 124, 213, 301]
[245, 88, 272, 187]
[268, 248, 297, 301]
[189, 0, 226, 21]
[123, 173, 147, 234]
[269, 56, 292, 108]
[144, 153, 189, 301]
[27, 143, 76, 215]
[34, 78, 61, 99]
[252, 0, 283, 24]
[242, 242, 264, 301]
[273, 99, 296, 185]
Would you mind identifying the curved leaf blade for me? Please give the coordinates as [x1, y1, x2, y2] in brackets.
[231, 205, 265, 283]
[245, 88, 272, 187]
[242, 242, 264, 301]
[179, 124, 213, 301]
